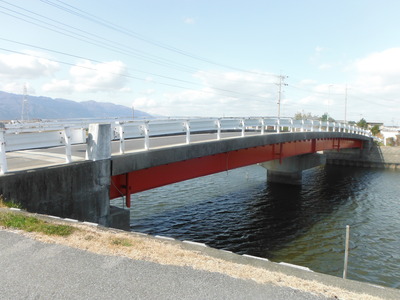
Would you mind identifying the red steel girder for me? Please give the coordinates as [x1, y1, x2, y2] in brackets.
[110, 138, 363, 207]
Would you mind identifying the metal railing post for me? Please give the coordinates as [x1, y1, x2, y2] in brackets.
[261, 118, 265, 135]
[241, 119, 245, 137]
[0, 124, 8, 174]
[118, 123, 125, 154]
[143, 121, 150, 150]
[63, 126, 72, 163]
[301, 119, 304, 132]
[327, 121, 330, 132]
[184, 120, 190, 144]
[216, 119, 221, 140]
[275, 118, 280, 133]
[290, 118, 294, 132]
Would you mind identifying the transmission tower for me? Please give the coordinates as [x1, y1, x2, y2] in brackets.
[21, 84, 29, 121]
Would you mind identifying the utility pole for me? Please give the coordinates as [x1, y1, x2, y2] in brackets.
[344, 85, 348, 123]
[21, 84, 29, 121]
[276, 74, 288, 119]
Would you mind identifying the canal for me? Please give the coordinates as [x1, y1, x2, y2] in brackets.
[115, 164, 400, 289]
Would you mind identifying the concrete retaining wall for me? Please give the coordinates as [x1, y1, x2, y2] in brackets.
[325, 145, 400, 169]
[0, 160, 111, 226]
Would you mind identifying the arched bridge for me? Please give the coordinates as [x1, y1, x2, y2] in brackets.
[0, 117, 372, 229]
[110, 131, 366, 207]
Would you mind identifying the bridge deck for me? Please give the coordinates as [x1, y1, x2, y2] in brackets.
[4, 132, 248, 172]
[109, 131, 370, 207]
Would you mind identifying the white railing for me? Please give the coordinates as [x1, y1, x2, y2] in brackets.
[0, 117, 371, 174]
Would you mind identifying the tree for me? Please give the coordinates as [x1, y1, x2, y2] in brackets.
[320, 112, 335, 122]
[357, 118, 368, 129]
[294, 112, 318, 120]
[370, 125, 380, 136]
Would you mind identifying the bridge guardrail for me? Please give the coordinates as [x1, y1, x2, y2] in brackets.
[0, 117, 371, 174]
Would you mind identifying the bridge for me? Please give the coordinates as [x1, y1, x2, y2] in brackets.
[0, 117, 372, 229]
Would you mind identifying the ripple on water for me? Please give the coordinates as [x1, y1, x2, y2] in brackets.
[117, 165, 400, 289]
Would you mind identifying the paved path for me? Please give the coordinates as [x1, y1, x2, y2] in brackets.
[0, 230, 325, 300]
[5, 132, 251, 172]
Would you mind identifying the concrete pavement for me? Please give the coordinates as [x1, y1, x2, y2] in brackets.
[0, 230, 324, 300]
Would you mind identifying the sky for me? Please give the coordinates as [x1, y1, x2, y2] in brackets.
[0, 0, 400, 124]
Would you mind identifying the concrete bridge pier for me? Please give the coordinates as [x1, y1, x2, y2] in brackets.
[261, 153, 326, 185]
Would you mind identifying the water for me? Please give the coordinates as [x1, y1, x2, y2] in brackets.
[114, 165, 400, 289]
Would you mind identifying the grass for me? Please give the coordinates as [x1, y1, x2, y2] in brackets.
[111, 237, 133, 247]
[0, 195, 22, 209]
[0, 212, 75, 236]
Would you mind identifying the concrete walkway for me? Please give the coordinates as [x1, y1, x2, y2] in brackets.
[0, 230, 325, 300]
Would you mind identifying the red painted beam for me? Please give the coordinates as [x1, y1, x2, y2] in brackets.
[110, 138, 363, 207]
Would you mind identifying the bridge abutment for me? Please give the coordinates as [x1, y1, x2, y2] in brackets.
[262, 153, 326, 185]
[0, 160, 111, 226]
[0, 123, 131, 230]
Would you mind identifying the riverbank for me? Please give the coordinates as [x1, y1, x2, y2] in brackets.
[1, 207, 399, 299]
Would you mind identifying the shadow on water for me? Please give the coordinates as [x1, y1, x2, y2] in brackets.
[129, 165, 375, 259]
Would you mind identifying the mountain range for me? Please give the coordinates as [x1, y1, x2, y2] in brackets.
[0, 91, 152, 121]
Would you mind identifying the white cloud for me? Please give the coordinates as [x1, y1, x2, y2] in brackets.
[132, 96, 158, 109]
[43, 60, 129, 93]
[355, 48, 400, 75]
[184, 17, 196, 24]
[318, 63, 332, 70]
[0, 51, 59, 79]
[298, 79, 317, 86]
[42, 79, 73, 94]
[133, 70, 279, 117]
[1, 82, 36, 95]
[353, 48, 400, 95]
[315, 46, 324, 54]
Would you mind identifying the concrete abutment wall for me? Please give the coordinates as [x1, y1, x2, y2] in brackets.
[0, 160, 111, 226]
[0, 123, 130, 229]
[325, 144, 400, 169]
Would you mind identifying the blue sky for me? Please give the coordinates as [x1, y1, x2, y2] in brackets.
[0, 0, 400, 124]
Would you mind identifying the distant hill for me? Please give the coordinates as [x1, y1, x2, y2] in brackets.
[0, 91, 152, 120]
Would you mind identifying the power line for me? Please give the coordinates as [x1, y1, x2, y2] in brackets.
[40, 0, 277, 78]
[0, 1, 198, 73]
[0, 0, 280, 101]
[0, 47, 272, 101]
[0, 39, 273, 100]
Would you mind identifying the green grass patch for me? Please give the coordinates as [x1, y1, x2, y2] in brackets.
[111, 237, 133, 247]
[0, 212, 75, 236]
[0, 195, 22, 209]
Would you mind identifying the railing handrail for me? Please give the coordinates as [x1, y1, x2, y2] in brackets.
[0, 117, 372, 174]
